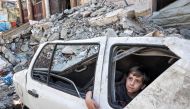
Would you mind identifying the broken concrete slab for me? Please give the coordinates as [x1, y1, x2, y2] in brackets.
[151, 0, 190, 27]
[152, 13, 190, 27]
[88, 11, 119, 26]
[88, 8, 139, 27]
[1, 46, 16, 65]
[160, 0, 190, 12]
[34, 22, 54, 30]
[128, 0, 151, 17]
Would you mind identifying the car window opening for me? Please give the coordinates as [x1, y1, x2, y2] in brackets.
[32, 44, 99, 99]
[109, 46, 179, 109]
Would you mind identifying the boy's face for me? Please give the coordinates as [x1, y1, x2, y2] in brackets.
[126, 72, 144, 94]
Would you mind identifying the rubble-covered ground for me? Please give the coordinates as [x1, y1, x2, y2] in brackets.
[0, 2, 189, 109]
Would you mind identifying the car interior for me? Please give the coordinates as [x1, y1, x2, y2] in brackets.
[49, 53, 97, 98]
[32, 44, 99, 98]
[109, 45, 179, 109]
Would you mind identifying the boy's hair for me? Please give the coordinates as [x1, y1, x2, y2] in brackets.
[127, 66, 149, 85]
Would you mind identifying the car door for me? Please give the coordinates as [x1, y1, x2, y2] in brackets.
[25, 37, 107, 109]
[99, 37, 190, 109]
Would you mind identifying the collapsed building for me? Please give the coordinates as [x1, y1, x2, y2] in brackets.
[0, 0, 190, 108]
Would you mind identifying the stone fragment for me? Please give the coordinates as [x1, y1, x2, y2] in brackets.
[1, 46, 16, 65]
[72, 11, 82, 18]
[144, 31, 164, 37]
[13, 60, 27, 72]
[31, 33, 43, 42]
[82, 11, 92, 17]
[21, 43, 29, 52]
[60, 28, 68, 39]
[62, 46, 75, 55]
[119, 32, 128, 37]
[5, 34, 21, 43]
[164, 28, 178, 34]
[39, 37, 48, 44]
[35, 22, 53, 30]
[48, 33, 59, 41]
[0, 37, 4, 44]
[88, 12, 119, 26]
[64, 9, 74, 14]
[0, 58, 7, 69]
[90, 7, 107, 17]
[120, 17, 145, 33]
[124, 30, 134, 35]
[105, 28, 117, 37]
[29, 20, 39, 25]
[11, 43, 16, 51]
[51, 26, 60, 33]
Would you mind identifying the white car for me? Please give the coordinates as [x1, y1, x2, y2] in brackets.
[13, 36, 190, 109]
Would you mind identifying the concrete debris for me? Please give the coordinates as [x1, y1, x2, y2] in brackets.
[48, 33, 60, 41]
[124, 30, 133, 35]
[0, 84, 17, 109]
[0, 1, 189, 109]
[144, 31, 164, 37]
[106, 28, 118, 37]
[82, 11, 92, 17]
[0, 58, 7, 69]
[62, 46, 75, 55]
[1, 46, 17, 65]
[179, 29, 190, 39]
[151, 0, 190, 27]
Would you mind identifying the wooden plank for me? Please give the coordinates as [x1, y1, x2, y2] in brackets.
[70, 0, 77, 8]
[18, 0, 24, 24]
[42, 0, 46, 18]
[27, 0, 34, 20]
[2, 22, 30, 39]
[33, 1, 43, 20]
[50, 0, 59, 15]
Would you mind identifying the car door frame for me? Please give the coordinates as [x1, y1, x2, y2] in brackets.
[99, 37, 165, 109]
[25, 37, 107, 109]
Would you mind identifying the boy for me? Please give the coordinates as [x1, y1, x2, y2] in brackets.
[85, 66, 149, 109]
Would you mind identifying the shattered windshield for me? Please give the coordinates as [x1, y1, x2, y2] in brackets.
[51, 44, 99, 72]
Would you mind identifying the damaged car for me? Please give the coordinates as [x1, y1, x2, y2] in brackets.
[13, 36, 190, 109]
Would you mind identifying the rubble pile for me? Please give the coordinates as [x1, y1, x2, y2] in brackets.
[0, 3, 168, 73]
[31, 3, 153, 42]
[0, 1, 189, 109]
[0, 84, 15, 109]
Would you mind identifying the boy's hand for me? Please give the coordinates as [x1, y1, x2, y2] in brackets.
[85, 91, 99, 109]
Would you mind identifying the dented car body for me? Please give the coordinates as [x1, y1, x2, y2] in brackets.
[13, 36, 190, 109]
